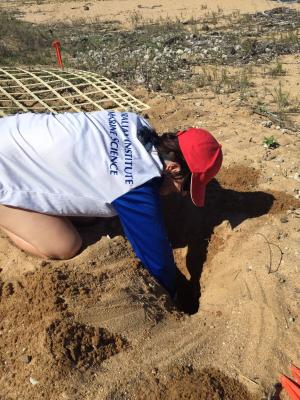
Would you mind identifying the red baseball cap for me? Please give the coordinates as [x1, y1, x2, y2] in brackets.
[177, 128, 223, 207]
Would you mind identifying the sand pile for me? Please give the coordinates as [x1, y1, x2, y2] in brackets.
[108, 366, 256, 399]
[0, 239, 179, 399]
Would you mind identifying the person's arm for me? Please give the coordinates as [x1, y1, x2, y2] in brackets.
[112, 178, 176, 297]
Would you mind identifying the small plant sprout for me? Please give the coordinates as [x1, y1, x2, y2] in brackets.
[270, 82, 290, 115]
[268, 59, 286, 77]
[263, 136, 279, 149]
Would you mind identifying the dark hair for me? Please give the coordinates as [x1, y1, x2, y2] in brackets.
[156, 132, 191, 186]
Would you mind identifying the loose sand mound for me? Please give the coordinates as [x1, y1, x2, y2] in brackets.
[0, 245, 178, 399]
[46, 319, 127, 371]
[108, 366, 256, 399]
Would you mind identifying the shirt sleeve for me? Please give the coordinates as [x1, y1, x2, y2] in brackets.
[112, 178, 176, 297]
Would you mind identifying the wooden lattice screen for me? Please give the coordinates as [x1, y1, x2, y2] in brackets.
[0, 67, 150, 117]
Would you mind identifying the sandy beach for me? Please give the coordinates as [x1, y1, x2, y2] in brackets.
[0, 1, 299, 399]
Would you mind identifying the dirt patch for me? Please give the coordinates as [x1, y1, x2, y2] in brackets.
[108, 366, 257, 400]
[217, 165, 260, 191]
[268, 190, 300, 213]
[46, 319, 127, 371]
[214, 165, 300, 216]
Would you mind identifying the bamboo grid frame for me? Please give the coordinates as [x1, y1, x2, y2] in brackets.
[0, 67, 150, 117]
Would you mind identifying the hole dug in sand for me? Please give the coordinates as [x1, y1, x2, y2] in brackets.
[163, 165, 300, 314]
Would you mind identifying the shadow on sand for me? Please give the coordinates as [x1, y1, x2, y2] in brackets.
[75, 178, 275, 315]
[161, 179, 275, 314]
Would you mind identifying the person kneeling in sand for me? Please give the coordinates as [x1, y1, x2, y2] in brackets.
[0, 111, 222, 298]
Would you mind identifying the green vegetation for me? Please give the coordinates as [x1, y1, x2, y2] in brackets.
[0, 12, 53, 65]
[263, 136, 279, 149]
[270, 82, 292, 117]
[0, 7, 299, 125]
[267, 59, 286, 76]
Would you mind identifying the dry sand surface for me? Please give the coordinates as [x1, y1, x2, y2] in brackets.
[3, 0, 300, 25]
[0, 1, 300, 400]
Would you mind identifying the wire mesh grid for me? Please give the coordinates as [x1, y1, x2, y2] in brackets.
[0, 67, 150, 117]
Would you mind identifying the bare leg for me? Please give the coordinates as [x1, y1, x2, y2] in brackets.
[0, 205, 82, 259]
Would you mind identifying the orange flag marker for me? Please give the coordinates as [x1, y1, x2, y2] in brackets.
[52, 40, 64, 70]
[281, 374, 300, 400]
[291, 365, 300, 385]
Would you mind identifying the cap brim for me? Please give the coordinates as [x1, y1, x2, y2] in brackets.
[190, 173, 206, 207]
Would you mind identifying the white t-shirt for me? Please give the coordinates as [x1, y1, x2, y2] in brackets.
[0, 111, 163, 217]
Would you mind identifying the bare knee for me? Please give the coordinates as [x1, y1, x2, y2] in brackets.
[42, 235, 83, 260]
[0, 207, 83, 259]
